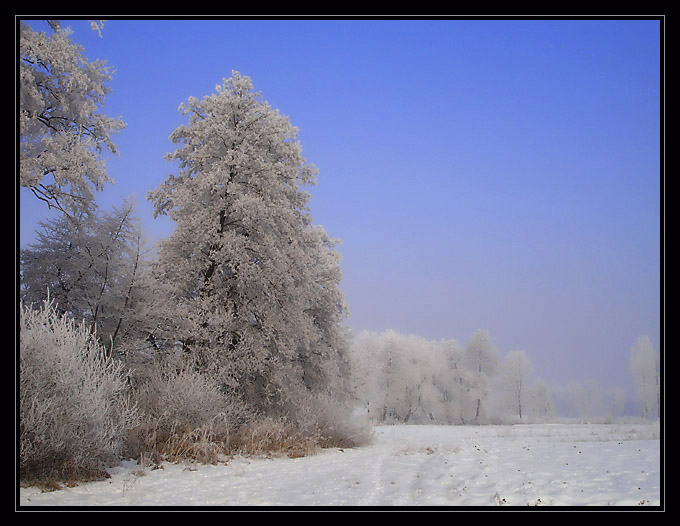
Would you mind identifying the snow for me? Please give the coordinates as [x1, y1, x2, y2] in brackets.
[18, 422, 661, 508]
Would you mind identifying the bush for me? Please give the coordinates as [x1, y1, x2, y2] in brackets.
[19, 299, 138, 485]
[128, 357, 244, 463]
[287, 392, 374, 450]
[126, 356, 373, 464]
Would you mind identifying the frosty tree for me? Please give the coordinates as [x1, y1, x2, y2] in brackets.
[629, 335, 660, 419]
[438, 338, 475, 424]
[20, 198, 152, 354]
[148, 72, 350, 422]
[495, 350, 533, 420]
[19, 20, 125, 216]
[464, 329, 499, 423]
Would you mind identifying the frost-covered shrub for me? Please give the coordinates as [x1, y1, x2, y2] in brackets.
[129, 356, 248, 462]
[129, 353, 372, 462]
[309, 395, 374, 449]
[134, 361, 230, 432]
[19, 299, 138, 483]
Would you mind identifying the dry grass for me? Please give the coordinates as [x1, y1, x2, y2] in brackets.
[130, 420, 225, 466]
[19, 464, 112, 492]
[230, 418, 321, 459]
[129, 415, 327, 468]
[22, 412, 371, 488]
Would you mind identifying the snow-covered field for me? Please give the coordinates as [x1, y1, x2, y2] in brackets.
[18, 422, 662, 508]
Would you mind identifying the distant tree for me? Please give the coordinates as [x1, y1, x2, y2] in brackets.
[348, 330, 444, 424]
[554, 380, 605, 420]
[497, 350, 534, 420]
[629, 335, 660, 419]
[373, 331, 404, 422]
[19, 20, 125, 216]
[346, 330, 385, 420]
[350, 329, 512, 425]
[464, 329, 499, 423]
[527, 378, 554, 421]
[414, 340, 450, 423]
[604, 386, 625, 419]
[436, 338, 473, 424]
[393, 333, 445, 423]
[148, 72, 350, 423]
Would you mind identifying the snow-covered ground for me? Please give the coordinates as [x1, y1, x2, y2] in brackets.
[18, 422, 662, 508]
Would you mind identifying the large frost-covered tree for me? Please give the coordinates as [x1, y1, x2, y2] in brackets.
[19, 20, 125, 216]
[148, 72, 350, 421]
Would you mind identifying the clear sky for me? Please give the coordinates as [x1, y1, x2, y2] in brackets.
[18, 17, 662, 400]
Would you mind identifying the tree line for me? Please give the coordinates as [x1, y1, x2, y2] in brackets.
[348, 329, 660, 425]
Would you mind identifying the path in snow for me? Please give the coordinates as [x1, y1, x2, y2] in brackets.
[18, 423, 661, 507]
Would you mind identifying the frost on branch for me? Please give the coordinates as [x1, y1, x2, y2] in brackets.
[20, 198, 152, 354]
[19, 298, 138, 483]
[19, 21, 125, 216]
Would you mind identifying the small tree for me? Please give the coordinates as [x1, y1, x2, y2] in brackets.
[19, 20, 126, 217]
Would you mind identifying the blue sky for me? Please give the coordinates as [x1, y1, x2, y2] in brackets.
[18, 17, 662, 399]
